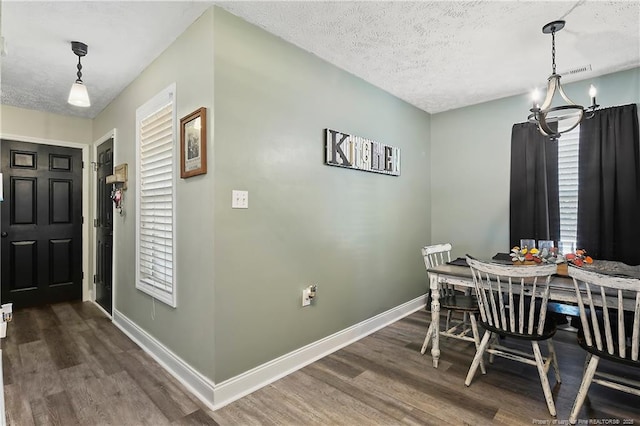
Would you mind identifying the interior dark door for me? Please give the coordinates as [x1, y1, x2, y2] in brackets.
[95, 138, 113, 314]
[1, 140, 83, 308]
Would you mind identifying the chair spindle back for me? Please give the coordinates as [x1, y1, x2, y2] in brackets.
[423, 244, 453, 297]
[422, 243, 452, 269]
[568, 266, 640, 362]
[466, 256, 557, 337]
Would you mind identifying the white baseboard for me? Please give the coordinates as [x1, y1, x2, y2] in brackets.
[113, 295, 426, 411]
[211, 295, 426, 409]
[113, 310, 216, 407]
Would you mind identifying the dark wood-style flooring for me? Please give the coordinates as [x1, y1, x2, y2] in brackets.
[3, 301, 639, 425]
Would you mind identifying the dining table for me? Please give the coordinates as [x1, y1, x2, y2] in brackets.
[425, 258, 640, 368]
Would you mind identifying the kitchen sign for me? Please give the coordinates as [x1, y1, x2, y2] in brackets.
[325, 129, 400, 176]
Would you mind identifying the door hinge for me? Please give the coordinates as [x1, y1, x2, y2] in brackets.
[82, 161, 85, 169]
[82, 216, 84, 224]
[94, 219, 98, 227]
[82, 271, 84, 279]
[93, 275, 97, 284]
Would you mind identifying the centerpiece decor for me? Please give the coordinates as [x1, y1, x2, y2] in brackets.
[510, 246, 593, 276]
[510, 246, 557, 264]
[564, 249, 593, 267]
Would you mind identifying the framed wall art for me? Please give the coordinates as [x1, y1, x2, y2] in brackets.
[180, 107, 207, 178]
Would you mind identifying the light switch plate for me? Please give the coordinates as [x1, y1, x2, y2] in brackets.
[232, 190, 248, 209]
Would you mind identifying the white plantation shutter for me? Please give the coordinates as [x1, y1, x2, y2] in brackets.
[557, 125, 580, 248]
[135, 84, 177, 307]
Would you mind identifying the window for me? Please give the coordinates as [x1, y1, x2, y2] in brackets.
[512, 105, 639, 264]
[135, 84, 177, 307]
[557, 125, 579, 251]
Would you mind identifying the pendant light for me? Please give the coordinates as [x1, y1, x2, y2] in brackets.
[528, 21, 598, 139]
[68, 41, 91, 107]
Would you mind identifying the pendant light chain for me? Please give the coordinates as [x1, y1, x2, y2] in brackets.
[76, 57, 83, 82]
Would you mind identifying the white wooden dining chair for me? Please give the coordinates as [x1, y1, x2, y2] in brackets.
[567, 266, 640, 424]
[421, 244, 484, 373]
[465, 255, 561, 417]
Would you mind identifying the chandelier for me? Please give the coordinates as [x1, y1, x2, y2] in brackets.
[528, 20, 598, 139]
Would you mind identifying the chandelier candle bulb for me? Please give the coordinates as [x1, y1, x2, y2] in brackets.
[589, 84, 597, 107]
[531, 89, 540, 109]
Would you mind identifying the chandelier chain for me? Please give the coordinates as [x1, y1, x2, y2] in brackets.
[551, 29, 556, 75]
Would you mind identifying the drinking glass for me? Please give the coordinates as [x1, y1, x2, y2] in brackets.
[520, 239, 536, 250]
[538, 240, 555, 251]
[558, 241, 575, 255]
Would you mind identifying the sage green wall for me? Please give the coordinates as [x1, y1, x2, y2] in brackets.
[92, 9, 216, 378]
[0, 105, 92, 144]
[212, 8, 431, 382]
[431, 67, 640, 260]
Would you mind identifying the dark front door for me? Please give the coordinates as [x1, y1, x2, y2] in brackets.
[95, 138, 113, 314]
[1, 140, 83, 308]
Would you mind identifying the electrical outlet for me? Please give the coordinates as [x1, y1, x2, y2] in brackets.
[302, 285, 317, 307]
[232, 190, 248, 209]
[302, 287, 312, 307]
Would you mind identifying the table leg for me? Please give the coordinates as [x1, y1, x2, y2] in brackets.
[430, 273, 440, 368]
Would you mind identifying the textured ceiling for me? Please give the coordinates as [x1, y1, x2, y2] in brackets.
[217, 1, 640, 114]
[1, 1, 213, 119]
[1, 1, 639, 119]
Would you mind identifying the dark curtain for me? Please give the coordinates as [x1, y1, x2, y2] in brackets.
[509, 122, 560, 249]
[577, 104, 640, 265]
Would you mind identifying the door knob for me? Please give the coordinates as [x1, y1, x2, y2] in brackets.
[1, 232, 7, 238]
